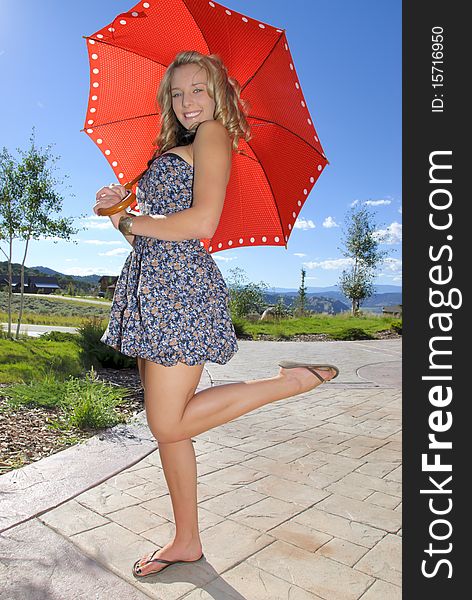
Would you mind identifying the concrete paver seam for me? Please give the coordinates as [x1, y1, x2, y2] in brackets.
[3, 517, 158, 600]
[175, 539, 283, 600]
[0, 448, 160, 535]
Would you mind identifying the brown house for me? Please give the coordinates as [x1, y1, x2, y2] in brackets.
[0, 275, 61, 295]
[382, 304, 402, 318]
[98, 275, 119, 295]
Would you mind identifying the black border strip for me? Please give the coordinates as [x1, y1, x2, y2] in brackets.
[403, 1, 466, 596]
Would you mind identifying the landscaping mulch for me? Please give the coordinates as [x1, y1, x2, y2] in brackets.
[0, 367, 143, 475]
[254, 330, 400, 342]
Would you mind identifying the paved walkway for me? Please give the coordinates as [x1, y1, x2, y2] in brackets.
[0, 340, 402, 600]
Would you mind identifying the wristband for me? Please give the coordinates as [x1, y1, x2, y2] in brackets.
[118, 215, 135, 236]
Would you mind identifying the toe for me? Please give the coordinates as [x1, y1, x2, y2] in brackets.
[313, 367, 336, 382]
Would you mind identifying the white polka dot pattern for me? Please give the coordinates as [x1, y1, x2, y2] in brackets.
[83, 3, 327, 253]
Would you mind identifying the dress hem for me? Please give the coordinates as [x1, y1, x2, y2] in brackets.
[100, 338, 238, 367]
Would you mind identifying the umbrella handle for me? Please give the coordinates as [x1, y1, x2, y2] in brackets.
[97, 181, 136, 216]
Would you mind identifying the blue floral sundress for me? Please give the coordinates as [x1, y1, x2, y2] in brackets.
[100, 153, 239, 366]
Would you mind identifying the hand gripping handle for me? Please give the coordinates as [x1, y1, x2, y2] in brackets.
[96, 170, 146, 216]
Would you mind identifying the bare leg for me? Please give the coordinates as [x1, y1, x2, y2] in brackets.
[134, 360, 204, 576]
[136, 356, 145, 389]
[133, 361, 335, 575]
[156, 365, 336, 443]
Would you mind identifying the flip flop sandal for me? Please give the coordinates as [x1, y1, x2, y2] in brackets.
[132, 550, 205, 578]
[278, 360, 339, 383]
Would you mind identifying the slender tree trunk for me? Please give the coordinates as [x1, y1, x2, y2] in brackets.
[7, 236, 13, 337]
[351, 258, 358, 316]
[15, 235, 30, 339]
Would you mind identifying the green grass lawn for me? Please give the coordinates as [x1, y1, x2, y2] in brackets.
[240, 313, 399, 340]
[0, 337, 83, 384]
[1, 292, 400, 337]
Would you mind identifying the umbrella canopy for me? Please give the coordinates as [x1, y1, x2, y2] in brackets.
[82, 0, 328, 253]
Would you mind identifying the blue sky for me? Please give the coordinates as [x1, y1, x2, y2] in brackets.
[0, 0, 401, 290]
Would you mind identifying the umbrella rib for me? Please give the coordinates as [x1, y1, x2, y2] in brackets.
[80, 112, 159, 132]
[240, 32, 284, 93]
[248, 116, 327, 163]
[82, 35, 169, 69]
[179, 0, 212, 53]
[245, 141, 287, 248]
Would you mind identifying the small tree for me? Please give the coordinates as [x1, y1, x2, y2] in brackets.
[293, 267, 309, 317]
[273, 295, 292, 320]
[226, 266, 269, 318]
[338, 206, 387, 315]
[0, 128, 87, 339]
[0, 147, 24, 337]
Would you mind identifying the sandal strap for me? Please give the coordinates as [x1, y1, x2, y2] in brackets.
[305, 368, 326, 383]
[149, 558, 174, 564]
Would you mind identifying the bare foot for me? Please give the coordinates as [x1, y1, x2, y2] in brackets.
[134, 538, 203, 576]
[279, 366, 337, 393]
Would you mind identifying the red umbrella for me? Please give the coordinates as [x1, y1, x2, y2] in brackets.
[82, 0, 328, 253]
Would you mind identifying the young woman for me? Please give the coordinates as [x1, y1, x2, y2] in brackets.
[93, 50, 338, 578]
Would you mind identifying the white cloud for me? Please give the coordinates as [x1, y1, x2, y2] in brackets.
[62, 266, 120, 276]
[382, 257, 403, 273]
[304, 258, 353, 270]
[293, 253, 307, 257]
[350, 199, 392, 208]
[35, 235, 73, 242]
[294, 217, 315, 230]
[98, 247, 130, 257]
[82, 215, 114, 230]
[322, 216, 339, 228]
[213, 254, 238, 262]
[374, 222, 402, 244]
[83, 239, 123, 245]
[364, 199, 392, 206]
[304, 255, 402, 276]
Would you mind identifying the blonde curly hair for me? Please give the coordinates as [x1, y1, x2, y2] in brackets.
[146, 50, 252, 168]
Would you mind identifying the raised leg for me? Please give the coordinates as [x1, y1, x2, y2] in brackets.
[145, 361, 336, 444]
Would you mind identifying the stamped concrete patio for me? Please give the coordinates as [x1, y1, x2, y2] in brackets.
[0, 339, 402, 600]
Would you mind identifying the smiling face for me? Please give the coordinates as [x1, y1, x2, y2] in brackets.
[170, 63, 216, 131]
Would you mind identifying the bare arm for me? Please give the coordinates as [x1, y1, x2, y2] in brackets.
[124, 232, 136, 248]
[130, 120, 232, 241]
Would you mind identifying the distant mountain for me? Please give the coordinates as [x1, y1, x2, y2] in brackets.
[265, 287, 402, 314]
[264, 291, 349, 314]
[30, 266, 101, 285]
[3, 263, 401, 313]
[29, 265, 60, 276]
[268, 285, 401, 294]
[0, 262, 101, 293]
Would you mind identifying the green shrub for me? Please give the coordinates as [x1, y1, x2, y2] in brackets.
[3, 367, 133, 430]
[58, 368, 131, 430]
[39, 331, 79, 343]
[390, 320, 402, 334]
[231, 317, 250, 339]
[267, 324, 291, 340]
[331, 327, 374, 341]
[1, 371, 65, 408]
[75, 317, 136, 370]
